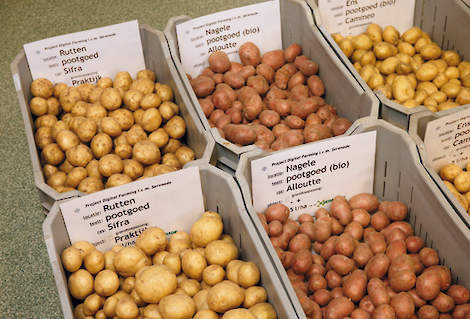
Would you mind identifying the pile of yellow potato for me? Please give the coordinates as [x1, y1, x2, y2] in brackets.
[29, 70, 195, 194]
[439, 163, 470, 213]
[333, 25, 470, 112]
[61, 212, 277, 319]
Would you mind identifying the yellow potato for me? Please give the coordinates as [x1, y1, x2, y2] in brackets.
[416, 62, 439, 81]
[123, 89, 144, 111]
[441, 82, 462, 98]
[78, 176, 104, 194]
[366, 23, 382, 43]
[383, 26, 399, 45]
[440, 164, 464, 182]
[249, 303, 277, 319]
[402, 26, 422, 44]
[442, 50, 461, 66]
[158, 293, 196, 319]
[105, 174, 132, 188]
[454, 171, 470, 193]
[420, 44, 442, 60]
[190, 215, 224, 247]
[31, 78, 54, 98]
[94, 269, 120, 297]
[456, 88, 470, 105]
[68, 269, 94, 300]
[392, 76, 415, 103]
[244, 286, 268, 308]
[352, 34, 373, 50]
[339, 38, 354, 57]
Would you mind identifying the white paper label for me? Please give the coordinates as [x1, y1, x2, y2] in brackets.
[318, 0, 415, 36]
[176, 0, 282, 77]
[424, 108, 470, 172]
[251, 132, 376, 219]
[60, 167, 204, 251]
[24, 20, 145, 86]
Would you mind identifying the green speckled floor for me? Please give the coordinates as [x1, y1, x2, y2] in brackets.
[0, 1, 258, 317]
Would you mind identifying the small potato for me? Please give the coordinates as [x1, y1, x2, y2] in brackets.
[402, 26, 422, 44]
[191, 76, 215, 98]
[244, 286, 267, 309]
[398, 42, 416, 56]
[285, 43, 302, 62]
[31, 78, 54, 98]
[163, 139, 182, 154]
[90, 133, 112, 158]
[68, 269, 94, 300]
[205, 240, 238, 267]
[76, 118, 97, 143]
[98, 154, 123, 177]
[441, 81, 462, 98]
[65, 167, 87, 188]
[123, 89, 144, 111]
[339, 38, 354, 57]
[78, 176, 104, 194]
[457, 87, 470, 105]
[164, 116, 186, 139]
[133, 140, 161, 165]
[383, 26, 399, 45]
[416, 271, 441, 301]
[392, 76, 415, 102]
[239, 42, 261, 66]
[325, 296, 354, 319]
[295, 56, 319, 77]
[105, 174, 131, 188]
[353, 34, 373, 50]
[99, 88, 122, 111]
[140, 108, 162, 132]
[442, 50, 461, 66]
[454, 171, 470, 193]
[420, 43, 442, 60]
[148, 128, 169, 148]
[249, 303, 276, 319]
[175, 146, 195, 166]
[62, 246, 83, 272]
[207, 281, 244, 313]
[367, 24, 382, 43]
[343, 269, 367, 302]
[94, 270, 119, 297]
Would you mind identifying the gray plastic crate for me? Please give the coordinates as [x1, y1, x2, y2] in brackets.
[409, 108, 470, 229]
[235, 118, 470, 319]
[43, 163, 297, 319]
[164, 0, 379, 171]
[10, 24, 215, 211]
[306, 0, 470, 130]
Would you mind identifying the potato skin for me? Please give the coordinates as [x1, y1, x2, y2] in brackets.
[325, 296, 354, 319]
[416, 270, 441, 301]
[239, 42, 261, 66]
[343, 270, 367, 302]
[223, 124, 256, 146]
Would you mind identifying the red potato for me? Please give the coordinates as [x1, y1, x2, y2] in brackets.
[312, 289, 332, 306]
[272, 123, 291, 138]
[251, 123, 275, 146]
[287, 268, 305, 283]
[283, 220, 300, 239]
[223, 124, 256, 145]
[265, 203, 290, 223]
[371, 211, 390, 231]
[353, 243, 374, 267]
[214, 90, 234, 111]
[239, 65, 256, 80]
[226, 107, 242, 124]
[330, 217, 345, 235]
[216, 83, 237, 101]
[312, 254, 325, 266]
[406, 236, 425, 253]
[331, 287, 344, 299]
[274, 69, 291, 89]
[308, 274, 327, 293]
[326, 270, 343, 289]
[365, 231, 387, 255]
[315, 208, 330, 219]
[352, 209, 372, 227]
[384, 228, 407, 244]
[368, 278, 390, 307]
[452, 304, 470, 319]
[335, 233, 356, 257]
[289, 234, 311, 253]
[386, 239, 407, 260]
[289, 84, 310, 101]
[299, 222, 315, 241]
[382, 221, 414, 238]
[215, 114, 231, 130]
[448, 285, 470, 305]
[239, 42, 261, 66]
[230, 62, 243, 72]
[209, 51, 231, 73]
[389, 269, 417, 292]
[332, 118, 353, 136]
[282, 251, 295, 268]
[419, 248, 439, 267]
[210, 109, 225, 124]
[410, 254, 425, 275]
[191, 75, 215, 97]
[423, 266, 451, 291]
[321, 236, 338, 260]
[280, 62, 297, 76]
[259, 110, 280, 128]
[365, 253, 390, 279]
[265, 85, 288, 103]
[288, 72, 306, 90]
[325, 296, 354, 319]
[431, 292, 455, 313]
[295, 288, 317, 316]
[223, 71, 245, 89]
[298, 213, 314, 223]
[305, 113, 322, 126]
[202, 67, 214, 77]
[352, 309, 371, 319]
[349, 193, 380, 212]
[317, 104, 337, 121]
[262, 50, 286, 70]
[271, 130, 304, 151]
[199, 98, 214, 117]
[275, 247, 284, 259]
[416, 270, 441, 301]
[268, 220, 283, 237]
[373, 304, 396, 319]
[327, 254, 355, 275]
[360, 296, 376, 314]
[307, 75, 325, 96]
[344, 270, 367, 302]
[330, 196, 353, 225]
[388, 254, 416, 277]
[270, 236, 287, 250]
[285, 115, 305, 129]
[291, 97, 321, 119]
[324, 116, 338, 130]
[242, 94, 264, 121]
[293, 249, 313, 274]
[291, 280, 308, 295]
[408, 289, 426, 308]
[295, 56, 319, 76]
[256, 63, 275, 83]
[307, 263, 326, 278]
[344, 221, 364, 240]
[390, 292, 415, 319]
[269, 99, 291, 117]
[247, 75, 269, 95]
[237, 85, 258, 102]
[379, 201, 408, 221]
[212, 73, 224, 84]
[285, 43, 303, 62]
[417, 305, 439, 319]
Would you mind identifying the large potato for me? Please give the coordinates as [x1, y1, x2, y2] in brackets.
[113, 247, 150, 277]
[158, 293, 196, 319]
[135, 265, 177, 303]
[207, 281, 244, 313]
[190, 215, 224, 247]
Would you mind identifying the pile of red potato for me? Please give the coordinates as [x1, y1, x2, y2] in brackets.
[189, 42, 352, 151]
[257, 193, 470, 319]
